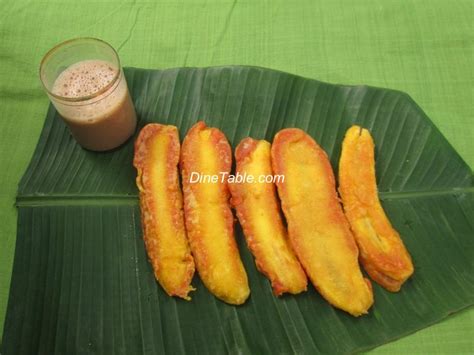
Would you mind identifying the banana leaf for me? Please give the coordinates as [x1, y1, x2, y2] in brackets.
[2, 66, 473, 354]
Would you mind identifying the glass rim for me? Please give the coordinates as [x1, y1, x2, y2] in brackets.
[39, 37, 122, 103]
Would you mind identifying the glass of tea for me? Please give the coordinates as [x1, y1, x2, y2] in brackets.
[39, 38, 137, 151]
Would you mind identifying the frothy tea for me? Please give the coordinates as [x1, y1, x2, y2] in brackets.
[52, 60, 117, 98]
[51, 59, 136, 151]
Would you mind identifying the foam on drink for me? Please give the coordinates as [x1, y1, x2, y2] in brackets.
[50, 59, 136, 151]
[52, 60, 117, 99]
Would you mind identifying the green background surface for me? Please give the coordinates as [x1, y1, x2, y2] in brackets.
[0, 0, 472, 353]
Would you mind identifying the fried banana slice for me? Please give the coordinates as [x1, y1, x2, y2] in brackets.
[134, 124, 195, 300]
[272, 128, 373, 316]
[338, 125, 414, 292]
[181, 121, 250, 305]
[229, 138, 307, 296]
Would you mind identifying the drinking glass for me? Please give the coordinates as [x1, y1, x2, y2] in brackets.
[39, 38, 137, 151]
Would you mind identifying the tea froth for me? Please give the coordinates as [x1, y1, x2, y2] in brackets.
[52, 60, 118, 98]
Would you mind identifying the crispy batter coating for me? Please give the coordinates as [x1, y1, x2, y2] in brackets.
[272, 128, 373, 316]
[338, 125, 414, 292]
[180, 121, 250, 305]
[133, 124, 195, 300]
[229, 138, 307, 296]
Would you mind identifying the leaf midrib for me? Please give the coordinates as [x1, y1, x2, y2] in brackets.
[15, 186, 474, 207]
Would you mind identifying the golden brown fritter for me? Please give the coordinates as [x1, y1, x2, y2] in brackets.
[134, 124, 195, 299]
[338, 125, 414, 292]
[181, 121, 250, 305]
[272, 128, 373, 316]
[229, 138, 307, 296]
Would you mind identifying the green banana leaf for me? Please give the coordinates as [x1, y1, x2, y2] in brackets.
[3, 66, 473, 354]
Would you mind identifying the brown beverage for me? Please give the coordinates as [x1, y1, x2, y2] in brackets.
[50, 59, 136, 151]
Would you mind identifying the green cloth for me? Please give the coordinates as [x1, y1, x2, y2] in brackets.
[0, 0, 472, 352]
